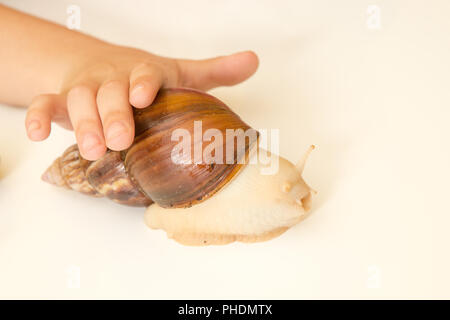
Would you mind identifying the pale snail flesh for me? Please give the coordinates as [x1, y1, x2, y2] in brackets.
[42, 88, 315, 246]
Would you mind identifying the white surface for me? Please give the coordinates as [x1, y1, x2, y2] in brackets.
[1, 0, 449, 299]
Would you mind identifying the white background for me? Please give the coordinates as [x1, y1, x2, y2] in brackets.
[0, 0, 449, 298]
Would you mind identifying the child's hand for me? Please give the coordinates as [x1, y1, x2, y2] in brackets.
[25, 44, 258, 161]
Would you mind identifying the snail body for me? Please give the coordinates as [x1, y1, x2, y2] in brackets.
[43, 88, 314, 245]
[145, 150, 313, 245]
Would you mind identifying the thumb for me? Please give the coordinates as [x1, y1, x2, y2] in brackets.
[176, 51, 259, 91]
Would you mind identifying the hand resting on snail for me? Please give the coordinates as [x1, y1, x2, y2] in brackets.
[1, 5, 315, 246]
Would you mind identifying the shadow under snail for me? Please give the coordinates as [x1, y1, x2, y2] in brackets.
[42, 88, 315, 246]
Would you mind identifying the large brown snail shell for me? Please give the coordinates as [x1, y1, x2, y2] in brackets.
[42, 88, 258, 208]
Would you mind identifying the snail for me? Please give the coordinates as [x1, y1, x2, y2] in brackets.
[42, 88, 315, 246]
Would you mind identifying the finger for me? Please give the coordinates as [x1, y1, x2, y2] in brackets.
[129, 64, 164, 108]
[67, 83, 106, 161]
[96, 79, 134, 151]
[26, 94, 66, 141]
[176, 50, 259, 91]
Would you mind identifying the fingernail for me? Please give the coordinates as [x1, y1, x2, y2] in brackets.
[130, 84, 147, 108]
[82, 133, 100, 152]
[28, 120, 41, 132]
[106, 121, 126, 142]
[131, 83, 145, 97]
[27, 121, 41, 139]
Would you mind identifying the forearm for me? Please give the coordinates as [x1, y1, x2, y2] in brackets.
[0, 4, 110, 106]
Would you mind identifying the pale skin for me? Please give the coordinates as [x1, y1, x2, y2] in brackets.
[0, 5, 259, 160]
